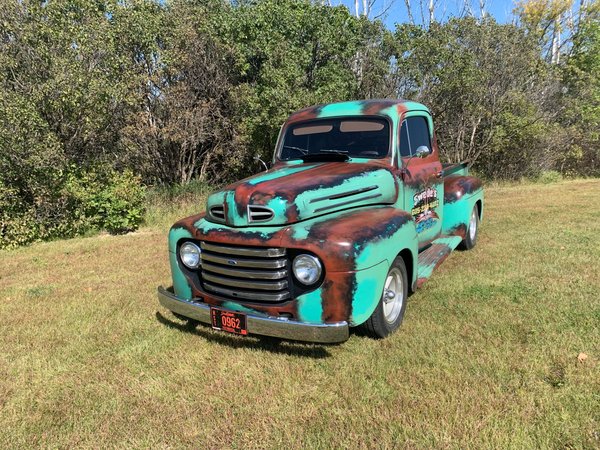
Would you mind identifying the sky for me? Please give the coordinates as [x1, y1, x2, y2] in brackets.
[339, 0, 517, 28]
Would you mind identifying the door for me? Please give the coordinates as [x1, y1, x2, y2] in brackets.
[399, 114, 444, 248]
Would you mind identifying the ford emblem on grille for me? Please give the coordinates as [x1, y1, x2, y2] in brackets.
[227, 259, 237, 265]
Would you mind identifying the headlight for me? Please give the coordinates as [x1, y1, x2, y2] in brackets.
[292, 254, 322, 285]
[179, 242, 201, 269]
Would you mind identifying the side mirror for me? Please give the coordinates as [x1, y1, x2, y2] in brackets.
[415, 146, 431, 158]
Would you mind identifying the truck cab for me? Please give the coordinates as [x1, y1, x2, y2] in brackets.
[158, 99, 484, 343]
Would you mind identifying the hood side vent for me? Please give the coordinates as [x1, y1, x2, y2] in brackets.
[310, 185, 379, 203]
[248, 205, 275, 223]
[209, 206, 226, 223]
[309, 185, 382, 214]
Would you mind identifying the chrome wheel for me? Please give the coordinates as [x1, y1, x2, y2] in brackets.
[382, 268, 404, 324]
[469, 208, 478, 241]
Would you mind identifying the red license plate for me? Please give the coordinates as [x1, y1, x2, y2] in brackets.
[210, 307, 248, 336]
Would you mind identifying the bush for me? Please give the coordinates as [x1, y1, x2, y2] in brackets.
[0, 168, 146, 249]
[535, 170, 563, 184]
[64, 168, 146, 235]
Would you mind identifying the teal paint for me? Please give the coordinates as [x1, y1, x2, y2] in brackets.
[291, 224, 310, 241]
[350, 261, 388, 325]
[246, 164, 315, 185]
[265, 197, 289, 219]
[168, 226, 193, 254]
[434, 236, 462, 247]
[441, 193, 484, 235]
[318, 101, 366, 117]
[417, 260, 438, 280]
[296, 289, 324, 324]
[354, 220, 417, 269]
[169, 251, 192, 300]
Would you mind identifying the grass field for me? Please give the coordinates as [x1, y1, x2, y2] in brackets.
[1, 179, 599, 448]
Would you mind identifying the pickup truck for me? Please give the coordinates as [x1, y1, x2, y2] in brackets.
[158, 99, 483, 343]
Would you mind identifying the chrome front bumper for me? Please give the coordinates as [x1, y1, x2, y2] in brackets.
[157, 286, 349, 344]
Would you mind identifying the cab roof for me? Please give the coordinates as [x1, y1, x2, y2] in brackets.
[286, 99, 430, 125]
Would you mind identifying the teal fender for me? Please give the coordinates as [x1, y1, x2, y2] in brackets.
[442, 176, 484, 237]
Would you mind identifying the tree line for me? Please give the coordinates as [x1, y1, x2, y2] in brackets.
[1, 0, 598, 248]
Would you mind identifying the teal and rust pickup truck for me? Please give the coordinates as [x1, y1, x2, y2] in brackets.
[158, 99, 483, 343]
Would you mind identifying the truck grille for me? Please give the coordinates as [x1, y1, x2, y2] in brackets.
[200, 242, 290, 302]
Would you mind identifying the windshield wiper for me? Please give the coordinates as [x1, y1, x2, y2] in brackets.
[319, 149, 349, 155]
[283, 145, 308, 155]
[300, 153, 350, 162]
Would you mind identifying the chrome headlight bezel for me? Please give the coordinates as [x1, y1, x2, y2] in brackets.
[292, 254, 323, 285]
[179, 241, 201, 269]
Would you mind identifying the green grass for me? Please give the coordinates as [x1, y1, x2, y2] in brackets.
[1, 179, 599, 448]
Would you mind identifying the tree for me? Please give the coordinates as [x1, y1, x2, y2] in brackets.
[392, 17, 562, 178]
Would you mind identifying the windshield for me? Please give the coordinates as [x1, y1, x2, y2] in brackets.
[279, 117, 390, 160]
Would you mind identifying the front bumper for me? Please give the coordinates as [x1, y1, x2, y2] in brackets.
[157, 286, 349, 343]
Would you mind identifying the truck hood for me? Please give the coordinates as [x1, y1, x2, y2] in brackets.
[205, 161, 398, 227]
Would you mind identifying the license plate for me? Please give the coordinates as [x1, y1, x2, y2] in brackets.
[210, 307, 248, 336]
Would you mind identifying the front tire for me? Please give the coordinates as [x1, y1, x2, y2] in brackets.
[360, 256, 408, 339]
[459, 204, 479, 250]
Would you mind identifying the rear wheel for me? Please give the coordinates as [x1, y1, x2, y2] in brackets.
[459, 204, 479, 250]
[360, 256, 408, 339]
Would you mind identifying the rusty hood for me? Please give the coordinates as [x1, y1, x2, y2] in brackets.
[205, 161, 398, 227]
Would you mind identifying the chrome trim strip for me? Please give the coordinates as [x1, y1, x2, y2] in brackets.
[201, 253, 287, 269]
[158, 286, 349, 343]
[203, 273, 288, 291]
[312, 193, 383, 213]
[203, 283, 291, 301]
[309, 185, 379, 203]
[201, 242, 286, 258]
[202, 262, 287, 280]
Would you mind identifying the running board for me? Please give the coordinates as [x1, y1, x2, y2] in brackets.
[416, 236, 463, 288]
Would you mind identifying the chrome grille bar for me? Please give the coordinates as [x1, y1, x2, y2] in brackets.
[202, 262, 286, 280]
[203, 273, 288, 291]
[203, 283, 291, 302]
[201, 252, 286, 269]
[201, 242, 285, 258]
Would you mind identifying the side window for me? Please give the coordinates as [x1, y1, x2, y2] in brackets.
[406, 116, 431, 154]
[399, 120, 411, 157]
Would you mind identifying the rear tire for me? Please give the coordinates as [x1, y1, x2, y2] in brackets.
[459, 204, 479, 250]
[360, 256, 408, 339]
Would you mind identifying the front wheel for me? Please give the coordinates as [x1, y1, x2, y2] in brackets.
[459, 204, 479, 250]
[360, 256, 408, 339]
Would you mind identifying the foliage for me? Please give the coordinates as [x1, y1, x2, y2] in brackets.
[392, 18, 564, 179]
[559, 12, 600, 175]
[64, 168, 146, 235]
[1, 0, 599, 246]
